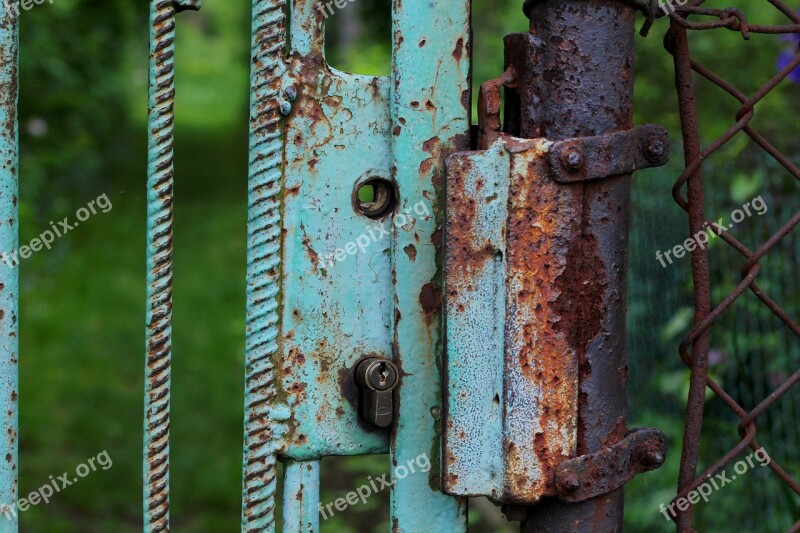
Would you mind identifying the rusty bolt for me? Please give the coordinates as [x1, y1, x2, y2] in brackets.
[644, 137, 666, 163]
[644, 449, 665, 467]
[561, 148, 585, 171]
[560, 472, 581, 493]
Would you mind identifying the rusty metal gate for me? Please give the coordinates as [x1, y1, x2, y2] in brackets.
[0, 0, 796, 531]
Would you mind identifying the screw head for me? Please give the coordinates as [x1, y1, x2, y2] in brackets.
[561, 148, 585, 171]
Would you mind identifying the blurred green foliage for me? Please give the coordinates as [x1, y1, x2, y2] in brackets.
[13, 0, 800, 531]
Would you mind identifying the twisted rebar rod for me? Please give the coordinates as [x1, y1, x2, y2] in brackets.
[145, 1, 199, 531]
[241, 0, 287, 531]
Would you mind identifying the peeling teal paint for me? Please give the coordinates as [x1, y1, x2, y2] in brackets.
[390, 1, 471, 531]
[241, 1, 472, 530]
[282, 461, 320, 533]
[0, 3, 18, 529]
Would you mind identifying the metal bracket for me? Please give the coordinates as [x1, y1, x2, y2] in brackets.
[555, 428, 667, 503]
[549, 125, 670, 183]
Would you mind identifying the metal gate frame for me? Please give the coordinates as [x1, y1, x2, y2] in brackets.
[0, 0, 795, 531]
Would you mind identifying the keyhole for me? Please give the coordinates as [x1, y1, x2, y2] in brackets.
[378, 363, 389, 386]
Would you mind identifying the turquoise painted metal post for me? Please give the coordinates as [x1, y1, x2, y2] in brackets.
[390, 0, 471, 531]
[0, 2, 18, 529]
[144, 1, 199, 531]
[241, 1, 287, 531]
[282, 461, 320, 533]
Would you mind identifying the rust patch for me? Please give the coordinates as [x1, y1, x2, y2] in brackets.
[452, 37, 465, 61]
[419, 282, 441, 316]
[418, 136, 441, 176]
[403, 244, 417, 262]
[300, 224, 321, 268]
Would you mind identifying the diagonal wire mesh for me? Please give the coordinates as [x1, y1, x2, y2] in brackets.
[645, 1, 800, 531]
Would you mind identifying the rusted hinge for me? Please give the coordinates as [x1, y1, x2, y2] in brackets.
[443, 44, 669, 506]
[548, 125, 669, 183]
[555, 428, 667, 503]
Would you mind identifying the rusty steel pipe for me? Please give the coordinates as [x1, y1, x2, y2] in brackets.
[517, 0, 636, 530]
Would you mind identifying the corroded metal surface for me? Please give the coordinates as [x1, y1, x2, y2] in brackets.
[144, 1, 199, 530]
[548, 126, 669, 184]
[242, 0, 472, 530]
[445, 0, 669, 512]
[240, 0, 468, 530]
[0, 4, 17, 529]
[555, 428, 666, 503]
[516, 1, 638, 530]
[277, 0, 392, 462]
[444, 127, 669, 505]
[390, 1, 471, 531]
[444, 134, 583, 505]
[241, 0, 287, 531]
[282, 461, 320, 533]
[443, 143, 510, 501]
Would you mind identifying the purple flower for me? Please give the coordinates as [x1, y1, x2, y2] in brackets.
[777, 28, 800, 83]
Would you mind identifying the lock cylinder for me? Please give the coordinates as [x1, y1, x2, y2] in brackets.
[355, 357, 399, 429]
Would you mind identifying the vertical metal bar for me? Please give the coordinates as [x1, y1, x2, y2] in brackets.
[670, 23, 711, 533]
[0, 2, 18, 529]
[241, 0, 286, 532]
[519, 0, 635, 530]
[144, 1, 178, 530]
[282, 460, 320, 533]
[390, 0, 471, 531]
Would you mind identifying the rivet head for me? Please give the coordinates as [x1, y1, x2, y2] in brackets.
[561, 148, 585, 171]
[279, 100, 293, 116]
[284, 86, 298, 102]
